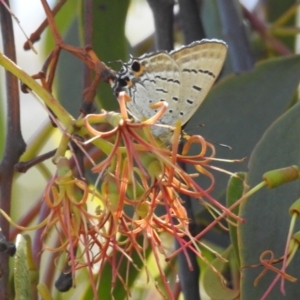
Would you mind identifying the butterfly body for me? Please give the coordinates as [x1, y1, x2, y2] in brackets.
[113, 39, 227, 141]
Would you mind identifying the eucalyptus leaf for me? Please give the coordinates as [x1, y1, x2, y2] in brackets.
[239, 101, 300, 299]
[186, 55, 300, 203]
[227, 172, 246, 267]
[202, 246, 239, 300]
[14, 234, 32, 300]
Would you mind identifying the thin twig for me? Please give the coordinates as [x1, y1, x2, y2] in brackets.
[243, 6, 292, 55]
[0, 1, 26, 299]
[146, 0, 175, 51]
[178, 0, 205, 43]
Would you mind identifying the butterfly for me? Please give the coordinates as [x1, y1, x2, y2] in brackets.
[112, 39, 227, 142]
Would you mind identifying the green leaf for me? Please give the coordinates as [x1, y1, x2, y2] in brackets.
[202, 246, 239, 300]
[55, 19, 84, 118]
[14, 234, 32, 300]
[90, 0, 130, 111]
[226, 172, 246, 267]
[202, 0, 224, 40]
[185, 55, 300, 202]
[238, 101, 300, 299]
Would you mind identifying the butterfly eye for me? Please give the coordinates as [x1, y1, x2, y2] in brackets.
[131, 61, 141, 72]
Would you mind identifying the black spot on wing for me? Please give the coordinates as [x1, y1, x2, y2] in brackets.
[154, 75, 180, 85]
[179, 112, 184, 116]
[183, 68, 197, 74]
[141, 78, 156, 84]
[156, 88, 168, 94]
[131, 61, 141, 72]
[172, 97, 179, 102]
[182, 68, 216, 78]
[198, 69, 216, 78]
[186, 99, 193, 104]
[155, 75, 167, 81]
[192, 85, 201, 91]
[167, 78, 180, 85]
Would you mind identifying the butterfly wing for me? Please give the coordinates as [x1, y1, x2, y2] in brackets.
[126, 52, 181, 126]
[170, 39, 227, 126]
[115, 39, 227, 142]
[123, 52, 183, 140]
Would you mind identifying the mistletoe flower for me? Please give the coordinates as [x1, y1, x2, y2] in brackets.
[78, 91, 242, 297]
[42, 157, 105, 296]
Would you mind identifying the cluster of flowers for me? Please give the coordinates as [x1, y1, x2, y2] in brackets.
[42, 92, 240, 297]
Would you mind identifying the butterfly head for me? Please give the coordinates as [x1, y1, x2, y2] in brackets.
[112, 58, 147, 96]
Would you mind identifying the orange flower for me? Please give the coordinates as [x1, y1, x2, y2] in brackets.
[76, 91, 242, 297]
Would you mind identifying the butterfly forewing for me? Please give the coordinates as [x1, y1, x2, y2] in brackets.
[170, 40, 227, 125]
